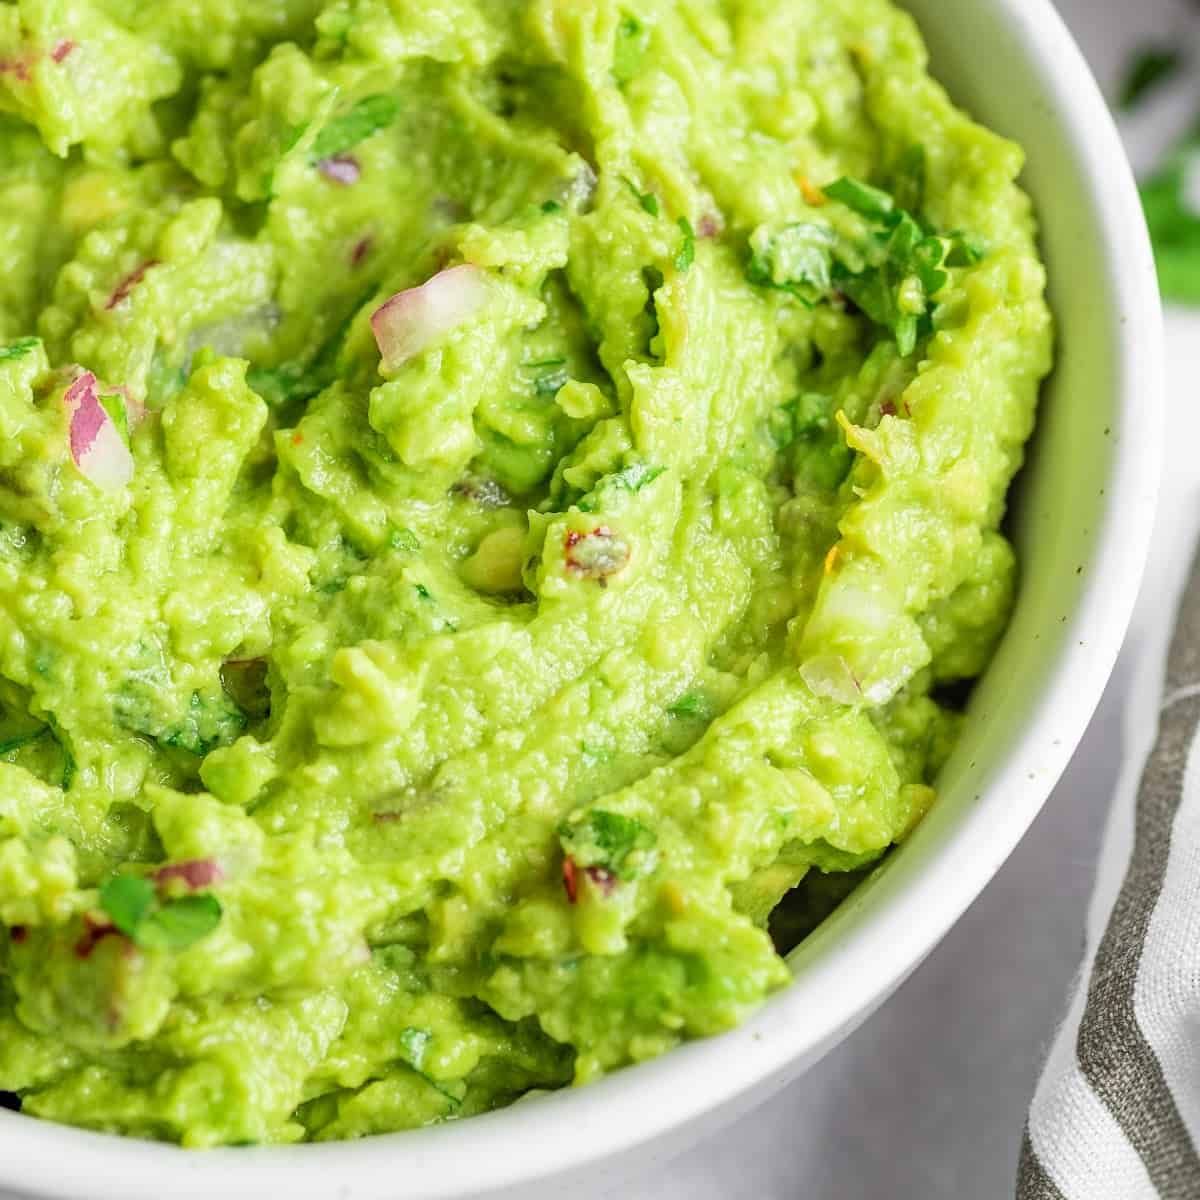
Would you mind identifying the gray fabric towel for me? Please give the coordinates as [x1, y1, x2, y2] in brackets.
[1019, 546, 1200, 1198]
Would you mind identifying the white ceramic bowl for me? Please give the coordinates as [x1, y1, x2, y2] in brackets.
[0, 1, 1165, 1196]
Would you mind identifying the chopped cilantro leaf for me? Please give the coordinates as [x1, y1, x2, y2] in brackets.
[389, 528, 420, 553]
[824, 176, 895, 222]
[580, 742, 613, 767]
[577, 462, 665, 512]
[99, 876, 221, 952]
[1119, 47, 1185, 111]
[667, 693, 711, 720]
[399, 1027, 432, 1067]
[623, 177, 660, 217]
[946, 231, 987, 268]
[0, 338, 39, 364]
[559, 808, 657, 879]
[398, 1027, 464, 1107]
[99, 876, 156, 939]
[747, 167, 982, 356]
[534, 366, 570, 397]
[247, 362, 329, 409]
[541, 200, 563, 214]
[415, 583, 432, 601]
[311, 94, 400, 162]
[613, 14, 648, 84]
[1142, 135, 1200, 303]
[137, 895, 222, 951]
[769, 393, 831, 449]
[747, 223, 838, 306]
[675, 217, 696, 272]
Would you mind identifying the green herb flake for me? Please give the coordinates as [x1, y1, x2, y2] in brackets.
[747, 169, 985, 356]
[98, 391, 129, 443]
[577, 462, 665, 512]
[1141, 136, 1200, 304]
[0, 338, 39, 364]
[311, 94, 401, 162]
[613, 14, 648, 84]
[675, 217, 696, 272]
[389, 528, 420, 553]
[533, 365, 570, 397]
[415, 583, 433, 601]
[1119, 47, 1185, 111]
[824, 176, 896, 221]
[623, 176, 659, 217]
[667, 693, 710, 720]
[746, 223, 838, 306]
[541, 200, 563, 214]
[946, 231, 987, 268]
[559, 808, 657, 879]
[138, 895, 222, 951]
[247, 363, 328, 409]
[99, 876, 156, 939]
[99, 876, 222, 952]
[770, 393, 839, 451]
[398, 1027, 463, 1107]
[399, 1027, 432, 1068]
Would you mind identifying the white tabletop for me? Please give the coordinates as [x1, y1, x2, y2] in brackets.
[624, 3, 1200, 1196]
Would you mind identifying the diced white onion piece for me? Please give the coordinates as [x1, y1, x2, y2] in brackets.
[799, 654, 865, 707]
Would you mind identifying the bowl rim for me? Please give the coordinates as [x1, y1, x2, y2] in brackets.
[0, 1, 1166, 1196]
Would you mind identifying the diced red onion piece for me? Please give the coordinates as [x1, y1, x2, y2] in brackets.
[64, 372, 134, 492]
[799, 654, 864, 707]
[318, 155, 361, 186]
[106, 260, 159, 311]
[152, 859, 224, 891]
[370, 265, 489, 371]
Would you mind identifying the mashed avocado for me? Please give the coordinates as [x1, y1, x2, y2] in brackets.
[0, 0, 1052, 1146]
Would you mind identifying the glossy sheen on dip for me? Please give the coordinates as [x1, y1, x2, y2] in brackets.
[0, 0, 1052, 1146]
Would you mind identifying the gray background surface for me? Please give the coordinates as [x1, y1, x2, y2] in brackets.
[625, 2, 1197, 1196]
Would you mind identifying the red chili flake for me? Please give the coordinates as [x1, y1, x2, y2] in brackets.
[351, 236, 373, 268]
[562, 855, 579, 904]
[880, 401, 897, 418]
[152, 859, 223, 892]
[10, 925, 27, 945]
[74, 913, 119, 959]
[698, 213, 725, 239]
[51, 40, 76, 63]
[564, 526, 631, 584]
[106, 260, 160, 311]
[291, 431, 304, 446]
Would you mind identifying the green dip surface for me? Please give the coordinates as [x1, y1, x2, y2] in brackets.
[0, 0, 1052, 1146]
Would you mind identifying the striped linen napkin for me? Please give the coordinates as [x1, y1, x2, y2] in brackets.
[1017, 10, 1200, 1194]
[1019, 541, 1200, 1198]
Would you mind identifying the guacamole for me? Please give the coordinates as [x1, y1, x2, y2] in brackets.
[0, 0, 1052, 1146]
